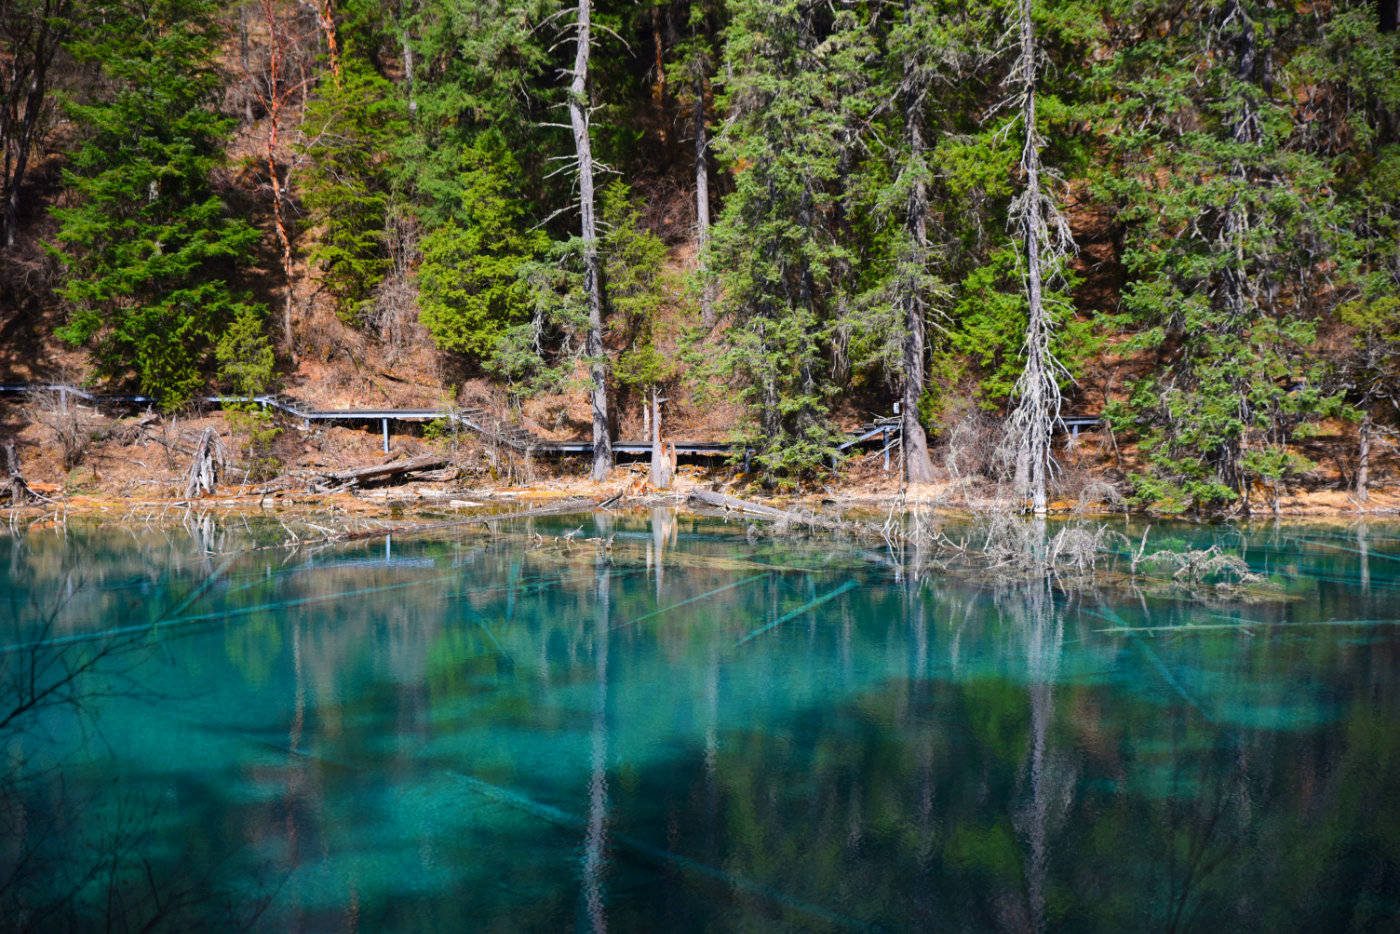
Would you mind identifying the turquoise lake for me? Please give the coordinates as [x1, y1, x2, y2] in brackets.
[2, 512, 1399, 931]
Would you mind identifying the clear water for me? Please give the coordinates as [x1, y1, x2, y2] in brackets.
[3, 512, 1400, 932]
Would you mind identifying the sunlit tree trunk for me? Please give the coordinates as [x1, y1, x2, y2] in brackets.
[570, 0, 612, 483]
[694, 76, 715, 329]
[305, 0, 340, 85]
[1356, 410, 1371, 503]
[648, 387, 672, 489]
[900, 10, 934, 484]
[1005, 0, 1072, 517]
[251, 0, 310, 363]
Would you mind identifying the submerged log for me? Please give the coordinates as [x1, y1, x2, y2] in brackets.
[686, 489, 788, 518]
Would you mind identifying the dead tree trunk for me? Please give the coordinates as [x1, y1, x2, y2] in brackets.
[900, 24, 935, 485]
[648, 387, 673, 489]
[570, 0, 612, 483]
[694, 74, 716, 329]
[1005, 0, 1072, 518]
[4, 441, 36, 504]
[184, 429, 225, 498]
[1356, 410, 1371, 503]
[399, 0, 417, 116]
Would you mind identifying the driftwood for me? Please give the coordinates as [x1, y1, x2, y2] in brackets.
[687, 490, 789, 518]
[317, 455, 448, 489]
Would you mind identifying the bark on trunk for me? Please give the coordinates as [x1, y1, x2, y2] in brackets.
[1009, 0, 1056, 518]
[310, 0, 341, 85]
[3, 440, 36, 504]
[260, 0, 298, 361]
[1356, 411, 1371, 503]
[648, 387, 673, 489]
[184, 428, 224, 498]
[694, 76, 716, 329]
[570, 0, 612, 483]
[900, 23, 935, 485]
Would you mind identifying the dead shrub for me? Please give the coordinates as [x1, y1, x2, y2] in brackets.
[25, 389, 105, 470]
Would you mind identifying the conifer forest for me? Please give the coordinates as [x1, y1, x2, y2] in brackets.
[2, 0, 1399, 514]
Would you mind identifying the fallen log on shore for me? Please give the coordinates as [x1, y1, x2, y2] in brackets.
[319, 454, 449, 487]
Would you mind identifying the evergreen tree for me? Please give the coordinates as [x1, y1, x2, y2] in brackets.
[603, 184, 673, 487]
[53, 0, 263, 408]
[416, 136, 547, 366]
[298, 52, 406, 323]
[710, 0, 871, 478]
[1101, 0, 1348, 512]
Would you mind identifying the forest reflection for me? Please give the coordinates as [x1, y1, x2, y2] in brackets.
[2, 512, 1398, 931]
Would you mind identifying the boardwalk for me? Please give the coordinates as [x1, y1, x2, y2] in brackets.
[0, 383, 1101, 464]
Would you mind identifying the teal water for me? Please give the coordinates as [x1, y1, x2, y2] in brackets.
[3, 512, 1400, 931]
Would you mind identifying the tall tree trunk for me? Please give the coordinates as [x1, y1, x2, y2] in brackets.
[1216, 0, 1262, 494]
[694, 75, 716, 329]
[1356, 410, 1371, 503]
[400, 0, 417, 117]
[260, 0, 299, 362]
[900, 21, 934, 485]
[1006, 0, 1065, 518]
[571, 0, 612, 482]
[309, 0, 341, 85]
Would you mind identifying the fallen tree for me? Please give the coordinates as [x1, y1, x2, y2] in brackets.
[315, 454, 449, 490]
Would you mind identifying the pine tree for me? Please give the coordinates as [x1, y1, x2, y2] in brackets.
[53, 0, 263, 408]
[603, 184, 672, 487]
[1102, 0, 1349, 512]
[416, 136, 547, 365]
[298, 53, 406, 323]
[710, 0, 870, 478]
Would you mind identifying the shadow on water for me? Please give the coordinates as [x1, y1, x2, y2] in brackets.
[3, 512, 1400, 931]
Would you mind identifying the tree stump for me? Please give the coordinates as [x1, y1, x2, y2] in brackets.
[184, 429, 225, 498]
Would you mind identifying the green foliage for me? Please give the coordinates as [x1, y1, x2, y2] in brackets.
[298, 53, 406, 321]
[710, 0, 873, 476]
[416, 136, 548, 367]
[949, 249, 1097, 410]
[52, 0, 262, 410]
[217, 303, 280, 480]
[1096, 0, 1351, 511]
[603, 184, 673, 392]
[403, 0, 552, 218]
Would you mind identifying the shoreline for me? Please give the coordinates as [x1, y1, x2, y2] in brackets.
[7, 479, 1400, 526]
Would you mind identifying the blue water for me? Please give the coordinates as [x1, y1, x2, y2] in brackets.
[2, 512, 1399, 931]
